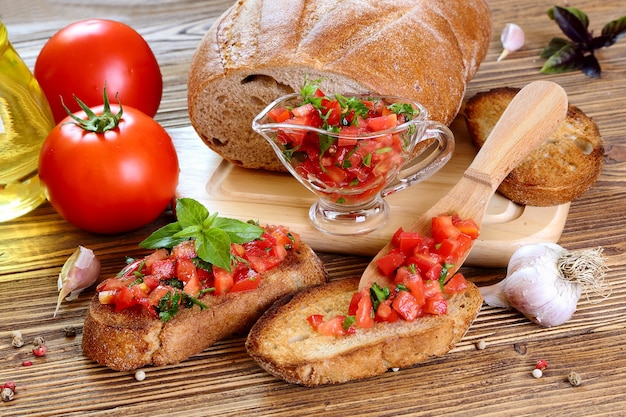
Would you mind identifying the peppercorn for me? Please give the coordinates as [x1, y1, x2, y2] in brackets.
[11, 330, 24, 348]
[568, 371, 583, 386]
[63, 326, 77, 338]
[2, 387, 14, 402]
[32, 336, 45, 347]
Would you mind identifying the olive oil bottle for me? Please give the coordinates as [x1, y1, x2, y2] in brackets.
[0, 21, 55, 221]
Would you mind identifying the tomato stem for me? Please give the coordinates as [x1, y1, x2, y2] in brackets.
[62, 84, 123, 133]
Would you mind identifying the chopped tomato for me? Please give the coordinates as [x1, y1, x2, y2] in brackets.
[316, 316, 351, 336]
[309, 214, 479, 336]
[375, 299, 399, 323]
[431, 215, 461, 243]
[376, 251, 406, 277]
[307, 314, 324, 330]
[452, 215, 480, 239]
[231, 267, 261, 292]
[213, 266, 233, 296]
[354, 290, 374, 329]
[366, 114, 398, 132]
[392, 290, 422, 321]
[424, 293, 447, 315]
[268, 107, 291, 123]
[444, 273, 469, 294]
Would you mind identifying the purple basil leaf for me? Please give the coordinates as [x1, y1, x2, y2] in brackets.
[601, 15, 626, 47]
[581, 54, 601, 78]
[540, 37, 570, 59]
[553, 6, 593, 44]
[540, 43, 585, 74]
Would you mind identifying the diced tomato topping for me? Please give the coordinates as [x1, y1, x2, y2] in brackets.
[354, 289, 374, 329]
[431, 215, 461, 243]
[424, 293, 448, 315]
[452, 215, 480, 239]
[212, 266, 234, 296]
[230, 267, 261, 292]
[316, 316, 352, 336]
[376, 251, 406, 277]
[268, 107, 291, 123]
[374, 299, 399, 323]
[307, 314, 324, 330]
[309, 214, 479, 336]
[392, 290, 422, 321]
[444, 273, 469, 294]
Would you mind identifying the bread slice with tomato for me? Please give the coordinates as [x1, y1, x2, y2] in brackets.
[246, 276, 482, 386]
[246, 216, 483, 386]
[82, 200, 328, 371]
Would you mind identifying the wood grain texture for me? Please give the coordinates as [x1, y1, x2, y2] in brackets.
[1, 0, 626, 416]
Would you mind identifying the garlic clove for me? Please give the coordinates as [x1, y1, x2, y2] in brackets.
[54, 246, 101, 317]
[498, 23, 525, 61]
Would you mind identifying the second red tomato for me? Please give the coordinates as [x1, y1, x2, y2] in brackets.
[34, 19, 162, 123]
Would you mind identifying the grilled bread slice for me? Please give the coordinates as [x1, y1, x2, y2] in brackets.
[82, 242, 328, 371]
[245, 277, 482, 386]
[464, 87, 604, 206]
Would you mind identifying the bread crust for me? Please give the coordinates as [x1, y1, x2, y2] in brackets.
[464, 87, 604, 206]
[245, 277, 482, 386]
[82, 243, 328, 371]
[187, 0, 492, 171]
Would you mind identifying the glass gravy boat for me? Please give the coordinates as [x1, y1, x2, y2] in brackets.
[252, 93, 454, 235]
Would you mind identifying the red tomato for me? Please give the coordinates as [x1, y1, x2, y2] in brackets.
[38, 103, 179, 234]
[213, 266, 234, 296]
[34, 19, 162, 124]
[431, 215, 461, 243]
[376, 251, 406, 277]
[444, 273, 469, 294]
[392, 290, 422, 321]
[354, 290, 374, 329]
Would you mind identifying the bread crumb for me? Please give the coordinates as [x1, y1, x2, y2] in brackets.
[475, 340, 487, 350]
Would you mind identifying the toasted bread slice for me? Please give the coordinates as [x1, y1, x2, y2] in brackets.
[464, 87, 604, 206]
[82, 243, 328, 371]
[245, 277, 482, 386]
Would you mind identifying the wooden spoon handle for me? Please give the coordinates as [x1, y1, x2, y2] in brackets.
[465, 80, 568, 191]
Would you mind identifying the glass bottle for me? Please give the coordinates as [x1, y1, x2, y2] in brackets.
[0, 20, 55, 222]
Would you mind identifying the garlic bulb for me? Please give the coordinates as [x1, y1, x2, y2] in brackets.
[480, 243, 610, 327]
[498, 23, 525, 61]
[54, 246, 101, 317]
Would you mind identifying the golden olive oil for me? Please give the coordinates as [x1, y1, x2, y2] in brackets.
[0, 21, 55, 221]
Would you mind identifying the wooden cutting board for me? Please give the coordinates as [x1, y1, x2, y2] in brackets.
[173, 115, 570, 267]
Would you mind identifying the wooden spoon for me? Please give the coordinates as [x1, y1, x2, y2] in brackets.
[358, 80, 568, 291]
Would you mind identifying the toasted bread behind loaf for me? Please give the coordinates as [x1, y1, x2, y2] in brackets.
[245, 277, 482, 386]
[82, 243, 327, 371]
[464, 87, 604, 206]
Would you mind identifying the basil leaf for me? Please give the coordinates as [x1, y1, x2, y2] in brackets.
[176, 198, 209, 229]
[552, 6, 592, 44]
[601, 15, 626, 47]
[540, 43, 585, 74]
[212, 217, 263, 244]
[196, 227, 233, 271]
[540, 37, 570, 59]
[581, 54, 601, 78]
[140, 222, 184, 249]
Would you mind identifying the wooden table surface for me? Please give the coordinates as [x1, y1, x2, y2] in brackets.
[2, 1, 626, 416]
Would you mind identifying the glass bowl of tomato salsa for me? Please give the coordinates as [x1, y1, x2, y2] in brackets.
[252, 89, 454, 235]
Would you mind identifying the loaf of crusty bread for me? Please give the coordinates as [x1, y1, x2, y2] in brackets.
[245, 277, 482, 386]
[463, 87, 604, 206]
[82, 243, 328, 371]
[188, 0, 492, 171]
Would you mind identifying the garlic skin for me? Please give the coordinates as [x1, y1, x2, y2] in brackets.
[54, 246, 101, 317]
[498, 23, 525, 61]
[480, 243, 581, 327]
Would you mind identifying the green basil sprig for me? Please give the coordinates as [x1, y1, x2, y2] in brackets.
[540, 5, 626, 78]
[140, 198, 263, 272]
